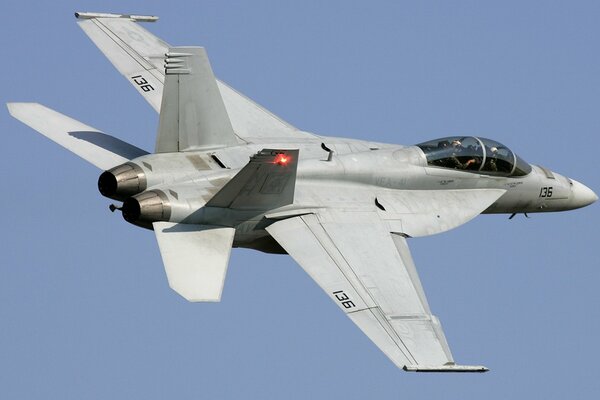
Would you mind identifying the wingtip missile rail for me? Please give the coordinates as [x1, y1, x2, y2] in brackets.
[74, 12, 158, 22]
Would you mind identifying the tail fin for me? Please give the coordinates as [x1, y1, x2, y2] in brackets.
[156, 47, 239, 152]
[207, 149, 299, 210]
[7, 102, 148, 170]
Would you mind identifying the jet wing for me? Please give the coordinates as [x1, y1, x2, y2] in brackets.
[76, 13, 314, 141]
[266, 211, 488, 372]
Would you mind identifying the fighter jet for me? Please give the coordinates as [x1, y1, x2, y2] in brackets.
[7, 12, 597, 373]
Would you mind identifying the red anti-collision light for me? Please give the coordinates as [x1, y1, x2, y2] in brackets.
[274, 153, 290, 165]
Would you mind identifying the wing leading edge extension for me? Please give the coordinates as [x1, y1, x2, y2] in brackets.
[266, 211, 488, 372]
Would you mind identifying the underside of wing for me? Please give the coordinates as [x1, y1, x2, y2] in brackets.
[76, 13, 314, 141]
[266, 211, 488, 372]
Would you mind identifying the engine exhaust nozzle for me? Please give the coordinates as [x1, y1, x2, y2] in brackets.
[122, 190, 171, 226]
[98, 162, 147, 201]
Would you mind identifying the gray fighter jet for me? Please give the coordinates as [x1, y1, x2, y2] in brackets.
[7, 12, 597, 373]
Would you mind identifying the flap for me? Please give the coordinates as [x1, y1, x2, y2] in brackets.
[153, 222, 235, 302]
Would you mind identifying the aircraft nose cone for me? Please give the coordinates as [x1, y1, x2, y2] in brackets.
[570, 179, 598, 209]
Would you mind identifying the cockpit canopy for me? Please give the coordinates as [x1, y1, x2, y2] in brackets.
[416, 136, 532, 177]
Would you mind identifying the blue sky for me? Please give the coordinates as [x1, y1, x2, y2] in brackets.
[1, 1, 599, 398]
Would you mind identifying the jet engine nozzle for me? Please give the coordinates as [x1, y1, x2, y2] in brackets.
[98, 162, 147, 201]
[122, 190, 171, 227]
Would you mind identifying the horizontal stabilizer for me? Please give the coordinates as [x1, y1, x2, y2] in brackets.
[7, 103, 148, 170]
[206, 149, 299, 210]
[153, 222, 235, 302]
[156, 47, 239, 152]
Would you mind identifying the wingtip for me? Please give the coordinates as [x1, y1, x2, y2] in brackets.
[74, 12, 159, 22]
[6, 102, 41, 117]
[6, 102, 22, 116]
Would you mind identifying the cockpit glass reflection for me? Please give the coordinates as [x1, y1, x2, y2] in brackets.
[416, 136, 532, 177]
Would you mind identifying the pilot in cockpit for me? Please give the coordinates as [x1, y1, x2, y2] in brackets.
[437, 140, 450, 149]
[449, 140, 477, 170]
[486, 146, 498, 172]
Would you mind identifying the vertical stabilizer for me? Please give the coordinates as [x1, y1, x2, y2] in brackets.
[206, 149, 299, 210]
[156, 47, 238, 152]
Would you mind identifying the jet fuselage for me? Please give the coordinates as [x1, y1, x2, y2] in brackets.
[100, 137, 596, 252]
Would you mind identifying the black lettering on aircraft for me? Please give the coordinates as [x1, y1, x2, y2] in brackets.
[539, 186, 553, 198]
[333, 290, 356, 309]
[131, 75, 154, 92]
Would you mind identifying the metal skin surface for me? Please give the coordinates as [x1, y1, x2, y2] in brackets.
[7, 12, 597, 373]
